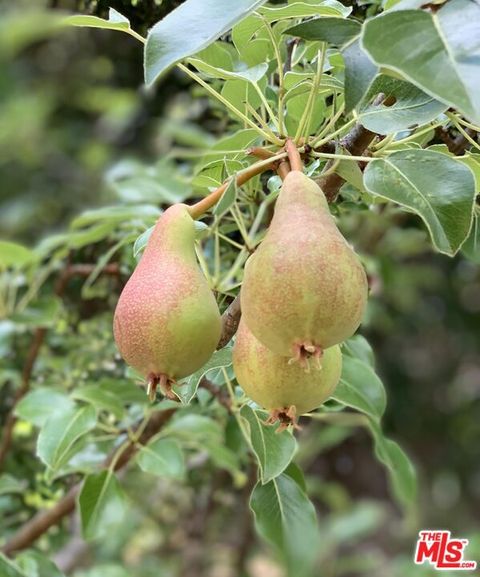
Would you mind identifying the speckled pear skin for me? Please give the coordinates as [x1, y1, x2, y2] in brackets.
[113, 204, 221, 381]
[241, 170, 368, 359]
[233, 320, 341, 415]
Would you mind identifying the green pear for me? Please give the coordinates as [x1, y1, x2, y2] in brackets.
[241, 170, 367, 364]
[233, 320, 341, 422]
[113, 204, 221, 397]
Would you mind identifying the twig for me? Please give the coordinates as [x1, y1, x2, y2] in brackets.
[285, 138, 303, 171]
[188, 153, 287, 219]
[316, 94, 385, 202]
[199, 377, 232, 410]
[248, 146, 290, 180]
[2, 409, 176, 556]
[0, 328, 47, 470]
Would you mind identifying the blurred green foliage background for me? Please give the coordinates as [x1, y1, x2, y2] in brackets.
[1, 0, 479, 575]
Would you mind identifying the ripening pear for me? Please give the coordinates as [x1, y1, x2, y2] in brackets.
[241, 170, 367, 364]
[233, 320, 341, 420]
[113, 204, 221, 397]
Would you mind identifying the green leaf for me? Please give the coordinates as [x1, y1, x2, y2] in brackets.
[203, 442, 245, 483]
[0, 554, 26, 577]
[174, 347, 233, 404]
[285, 17, 361, 46]
[362, 1, 480, 124]
[332, 355, 386, 420]
[213, 178, 237, 217]
[188, 59, 268, 83]
[15, 388, 75, 427]
[358, 75, 447, 134]
[0, 474, 26, 496]
[342, 335, 375, 368]
[72, 386, 124, 420]
[364, 150, 476, 255]
[343, 38, 377, 113]
[462, 214, 480, 264]
[136, 437, 185, 479]
[240, 405, 297, 484]
[71, 205, 160, 229]
[11, 297, 62, 328]
[164, 414, 223, 443]
[133, 226, 154, 258]
[144, 0, 268, 85]
[67, 223, 116, 249]
[16, 551, 65, 577]
[96, 378, 148, 406]
[65, 11, 131, 33]
[259, 1, 350, 22]
[37, 405, 97, 473]
[368, 419, 417, 508]
[250, 472, 319, 577]
[0, 241, 35, 269]
[79, 471, 127, 540]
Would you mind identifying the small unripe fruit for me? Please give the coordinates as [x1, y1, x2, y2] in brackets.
[233, 320, 342, 421]
[241, 171, 367, 363]
[113, 204, 221, 398]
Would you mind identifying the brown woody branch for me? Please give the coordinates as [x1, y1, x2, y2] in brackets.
[0, 328, 47, 469]
[316, 94, 387, 203]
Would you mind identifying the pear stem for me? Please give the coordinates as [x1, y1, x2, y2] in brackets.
[187, 152, 288, 219]
[285, 138, 303, 172]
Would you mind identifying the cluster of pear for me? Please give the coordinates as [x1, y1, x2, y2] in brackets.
[233, 171, 368, 425]
[113, 170, 367, 424]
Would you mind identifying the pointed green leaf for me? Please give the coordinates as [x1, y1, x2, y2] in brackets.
[144, 0, 268, 85]
[15, 388, 75, 427]
[79, 471, 127, 540]
[358, 75, 447, 135]
[362, 1, 480, 124]
[332, 355, 386, 420]
[259, 1, 350, 22]
[65, 12, 130, 32]
[213, 178, 237, 217]
[368, 419, 417, 508]
[250, 472, 319, 577]
[285, 17, 361, 46]
[462, 214, 480, 264]
[16, 551, 65, 577]
[72, 386, 124, 420]
[37, 405, 97, 472]
[174, 347, 233, 404]
[343, 38, 377, 112]
[0, 554, 26, 577]
[364, 150, 476, 255]
[0, 241, 35, 269]
[240, 405, 297, 484]
[342, 335, 375, 368]
[0, 474, 26, 496]
[136, 438, 185, 479]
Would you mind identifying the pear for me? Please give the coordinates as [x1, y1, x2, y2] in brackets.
[233, 320, 341, 423]
[241, 170, 367, 364]
[113, 204, 221, 398]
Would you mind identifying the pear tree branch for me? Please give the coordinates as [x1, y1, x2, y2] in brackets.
[188, 152, 288, 219]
